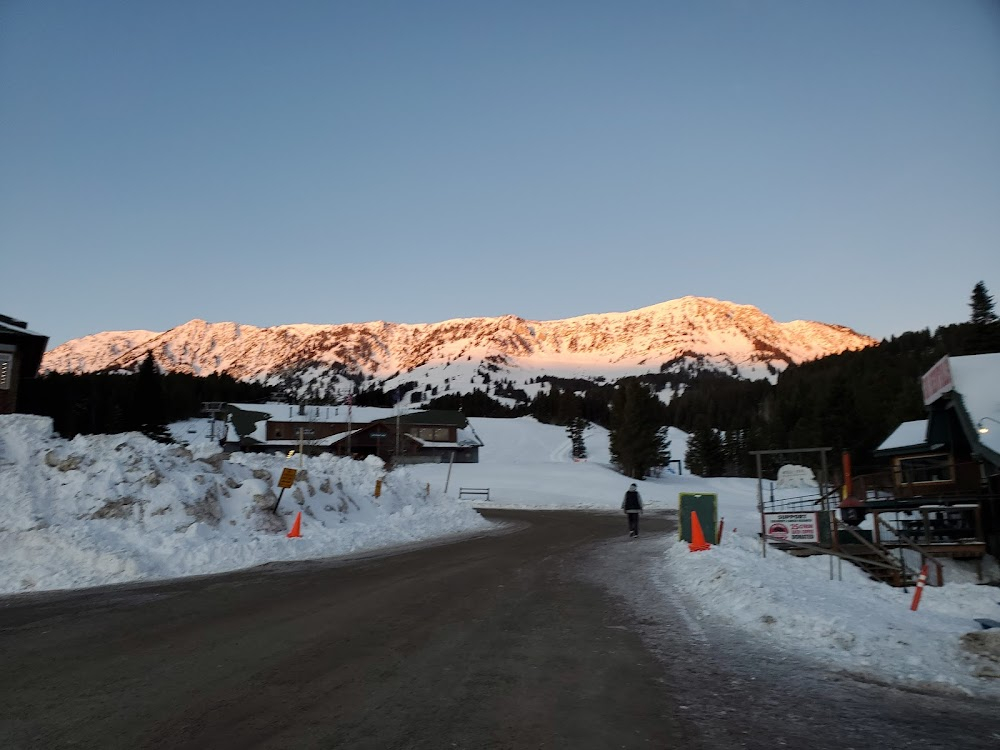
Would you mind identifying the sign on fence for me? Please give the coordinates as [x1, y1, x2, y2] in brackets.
[765, 511, 819, 543]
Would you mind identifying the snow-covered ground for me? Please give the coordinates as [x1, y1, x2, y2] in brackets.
[2, 412, 999, 697]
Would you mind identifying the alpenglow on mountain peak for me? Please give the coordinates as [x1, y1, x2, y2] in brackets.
[41, 297, 877, 397]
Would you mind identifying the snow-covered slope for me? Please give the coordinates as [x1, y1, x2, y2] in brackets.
[42, 296, 876, 398]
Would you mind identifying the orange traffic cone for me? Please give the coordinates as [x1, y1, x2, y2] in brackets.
[689, 511, 711, 552]
[287, 511, 302, 538]
[910, 563, 928, 611]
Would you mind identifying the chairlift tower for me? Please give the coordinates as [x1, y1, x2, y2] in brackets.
[201, 402, 226, 440]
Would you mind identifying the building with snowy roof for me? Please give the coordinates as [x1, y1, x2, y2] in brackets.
[222, 403, 483, 464]
[870, 353, 1000, 559]
[0, 315, 48, 415]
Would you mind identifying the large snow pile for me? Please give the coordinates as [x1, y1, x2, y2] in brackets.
[0, 414, 491, 595]
[664, 529, 1000, 697]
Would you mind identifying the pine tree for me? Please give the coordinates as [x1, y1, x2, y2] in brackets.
[685, 422, 725, 477]
[134, 351, 168, 440]
[722, 428, 746, 477]
[609, 379, 665, 479]
[556, 389, 582, 426]
[568, 417, 588, 460]
[652, 426, 671, 476]
[970, 281, 998, 325]
[968, 281, 1000, 355]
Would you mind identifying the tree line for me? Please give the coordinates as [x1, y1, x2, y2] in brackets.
[19, 353, 271, 440]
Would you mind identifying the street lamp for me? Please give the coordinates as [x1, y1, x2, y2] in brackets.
[977, 417, 1000, 434]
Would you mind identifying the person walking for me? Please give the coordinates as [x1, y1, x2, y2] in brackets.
[621, 482, 643, 538]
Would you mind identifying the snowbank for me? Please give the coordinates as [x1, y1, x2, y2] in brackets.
[0, 415, 491, 595]
[663, 528, 1000, 697]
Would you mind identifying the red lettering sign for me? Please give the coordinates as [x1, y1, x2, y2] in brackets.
[921, 357, 953, 405]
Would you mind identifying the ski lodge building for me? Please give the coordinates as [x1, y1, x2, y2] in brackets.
[869, 353, 1000, 559]
[221, 403, 483, 464]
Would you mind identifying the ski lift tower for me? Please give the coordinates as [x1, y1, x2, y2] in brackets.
[201, 402, 226, 440]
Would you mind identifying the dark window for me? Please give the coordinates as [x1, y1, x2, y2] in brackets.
[896, 454, 953, 484]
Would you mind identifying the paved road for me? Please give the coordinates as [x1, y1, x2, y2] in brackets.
[0, 509, 997, 749]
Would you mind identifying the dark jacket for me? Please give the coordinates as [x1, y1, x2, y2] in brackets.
[622, 489, 643, 513]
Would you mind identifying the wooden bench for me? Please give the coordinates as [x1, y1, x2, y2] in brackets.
[459, 487, 490, 501]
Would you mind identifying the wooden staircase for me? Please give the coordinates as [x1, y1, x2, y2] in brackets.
[765, 538, 914, 587]
[838, 544, 913, 587]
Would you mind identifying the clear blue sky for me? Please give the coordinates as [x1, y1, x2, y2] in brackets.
[2, 0, 998, 349]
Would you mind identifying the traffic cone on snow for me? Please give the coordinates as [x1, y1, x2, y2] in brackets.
[910, 563, 929, 611]
[689, 511, 711, 552]
[287, 511, 302, 538]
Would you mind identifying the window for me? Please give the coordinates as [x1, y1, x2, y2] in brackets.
[0, 353, 11, 390]
[896, 454, 953, 485]
[414, 426, 450, 442]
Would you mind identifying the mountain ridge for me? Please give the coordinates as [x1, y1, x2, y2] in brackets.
[41, 296, 878, 399]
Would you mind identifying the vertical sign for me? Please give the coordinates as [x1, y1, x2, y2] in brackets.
[679, 493, 718, 544]
[921, 356, 953, 405]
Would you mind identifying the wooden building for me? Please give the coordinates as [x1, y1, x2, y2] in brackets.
[223, 403, 483, 464]
[868, 353, 1000, 559]
[0, 315, 48, 414]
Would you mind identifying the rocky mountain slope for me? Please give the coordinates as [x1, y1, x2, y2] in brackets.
[41, 297, 877, 400]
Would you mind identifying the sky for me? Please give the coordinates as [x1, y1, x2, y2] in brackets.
[2, 0, 999, 349]
[2, 410, 999, 695]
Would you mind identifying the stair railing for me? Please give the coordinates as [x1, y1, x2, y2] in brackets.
[762, 535, 903, 575]
[875, 516, 944, 587]
[835, 518, 902, 567]
[829, 513, 909, 586]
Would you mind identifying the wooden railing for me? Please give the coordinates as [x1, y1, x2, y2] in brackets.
[874, 516, 944, 586]
[850, 461, 988, 501]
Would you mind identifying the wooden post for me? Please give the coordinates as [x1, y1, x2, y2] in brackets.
[272, 487, 285, 514]
[444, 450, 455, 493]
[842, 450, 852, 500]
[756, 452, 765, 558]
[820, 449, 829, 516]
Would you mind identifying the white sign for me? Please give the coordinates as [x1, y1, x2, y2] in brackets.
[766, 512, 820, 543]
[921, 355, 954, 405]
[775, 464, 817, 489]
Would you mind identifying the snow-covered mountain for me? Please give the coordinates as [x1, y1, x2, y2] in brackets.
[41, 297, 877, 400]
